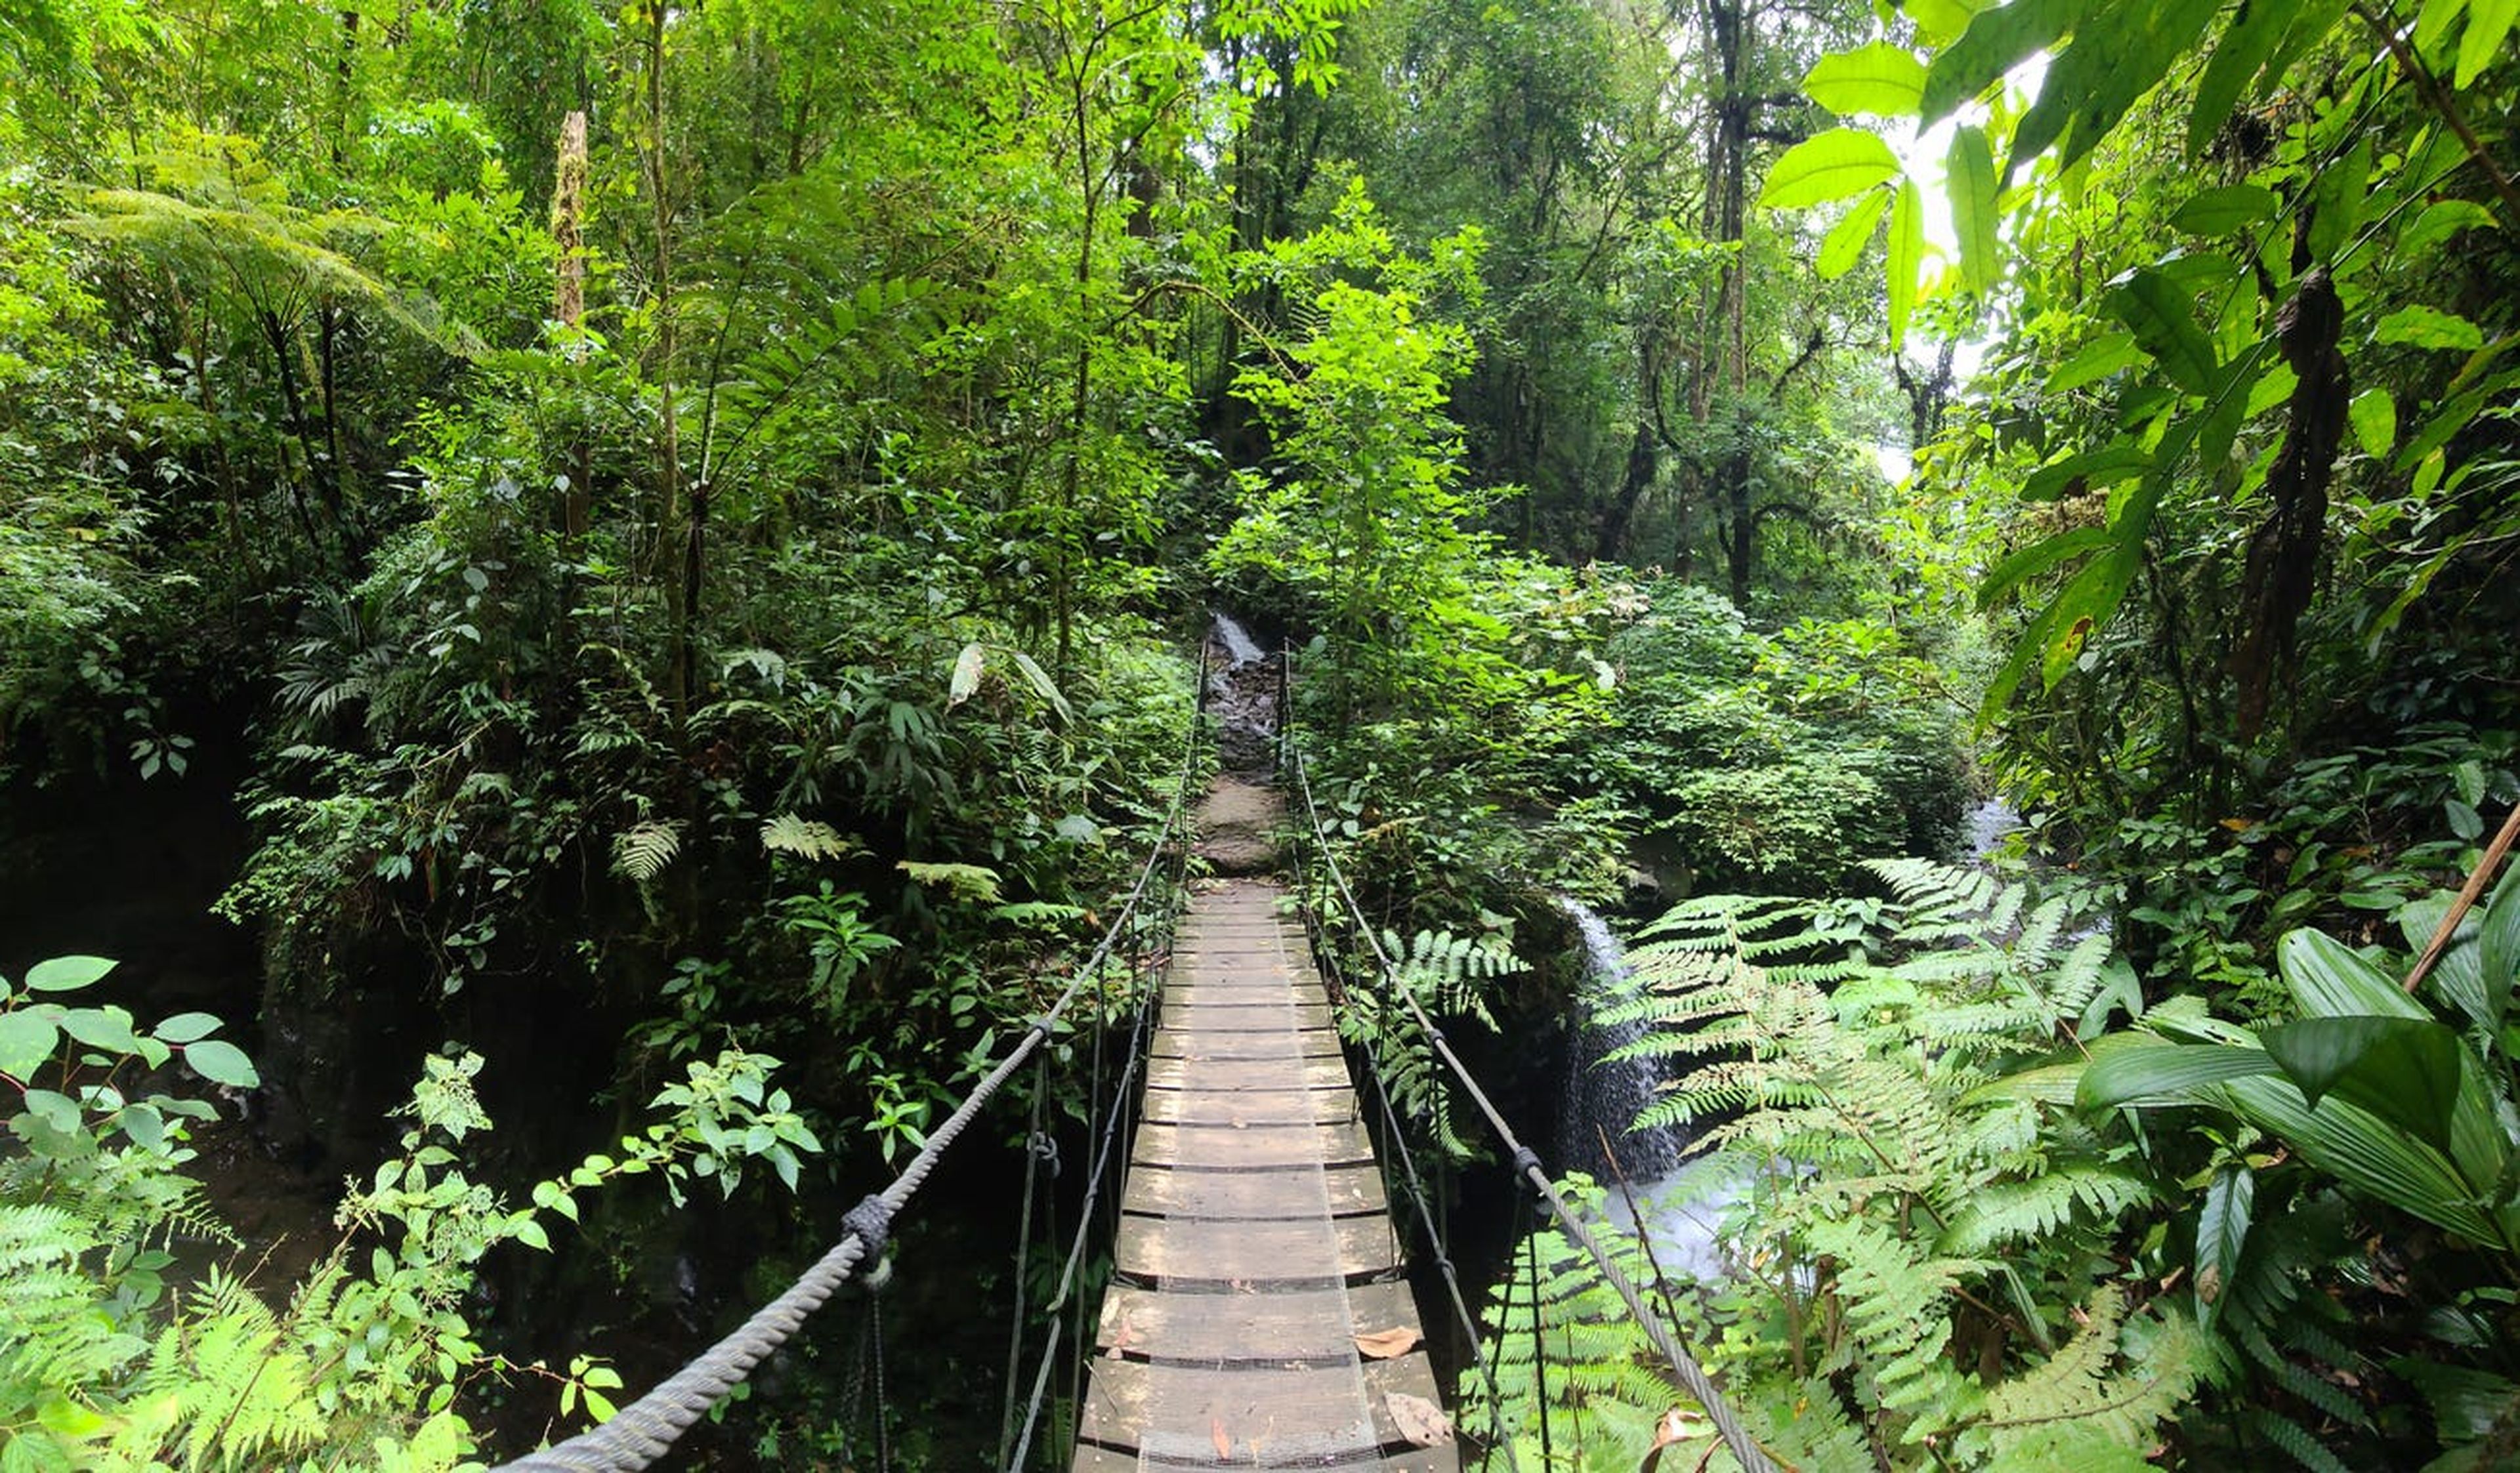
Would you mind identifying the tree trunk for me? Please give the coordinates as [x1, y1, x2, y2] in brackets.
[1596, 419, 1656, 564]
[553, 110, 591, 542]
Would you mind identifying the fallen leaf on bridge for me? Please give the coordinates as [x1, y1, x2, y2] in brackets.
[1353, 1326, 1420, 1359]
[1385, 1392, 1452, 1447]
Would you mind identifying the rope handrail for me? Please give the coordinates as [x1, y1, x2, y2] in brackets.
[494, 658, 1206, 1473]
[1278, 656, 1780, 1473]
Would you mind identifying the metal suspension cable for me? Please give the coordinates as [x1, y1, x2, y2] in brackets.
[493, 667, 1206, 1473]
[1280, 671, 1778, 1473]
[1283, 788, 1523, 1473]
[994, 1052, 1053, 1467]
[1005, 971, 1160, 1471]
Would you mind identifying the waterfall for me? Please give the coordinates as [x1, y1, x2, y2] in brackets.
[1555, 898, 1685, 1182]
[1962, 797, 2024, 861]
[1211, 611, 1265, 668]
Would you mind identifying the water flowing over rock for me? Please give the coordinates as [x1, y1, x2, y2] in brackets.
[1211, 611, 1266, 668]
[1555, 898, 1685, 1183]
[1962, 797, 2024, 862]
[1205, 611, 1278, 773]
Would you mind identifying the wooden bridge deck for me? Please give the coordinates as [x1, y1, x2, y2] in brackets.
[1076, 877, 1456, 1473]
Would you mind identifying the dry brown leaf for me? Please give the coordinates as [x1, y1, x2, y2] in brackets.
[1384, 1391, 1452, 1447]
[1211, 1417, 1232, 1460]
[1353, 1326, 1421, 1359]
[1650, 1407, 1690, 1449]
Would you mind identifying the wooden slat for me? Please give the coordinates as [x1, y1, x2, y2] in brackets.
[1123, 1163, 1389, 1218]
[1143, 1086, 1354, 1126]
[1116, 1214, 1400, 1283]
[1096, 1281, 1423, 1361]
[1144, 1054, 1351, 1091]
[1080, 1360, 1377, 1464]
[1133, 1119, 1374, 1170]
[1150, 1029, 1342, 1062]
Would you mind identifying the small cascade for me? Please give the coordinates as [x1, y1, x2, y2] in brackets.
[1211, 610, 1266, 668]
[1962, 797, 2024, 862]
[1555, 898, 1685, 1182]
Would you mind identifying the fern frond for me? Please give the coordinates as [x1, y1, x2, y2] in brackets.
[610, 819, 682, 882]
[760, 812, 856, 861]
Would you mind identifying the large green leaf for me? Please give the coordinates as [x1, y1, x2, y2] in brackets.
[2006, 0, 2216, 178]
[2170, 184, 2279, 236]
[2348, 386, 2397, 457]
[182, 1038, 261, 1089]
[1887, 178, 1925, 349]
[2305, 133, 2371, 265]
[2045, 333, 2144, 394]
[2194, 1165, 2254, 1328]
[1976, 525, 2114, 610]
[2402, 892, 2494, 1032]
[1759, 127, 1900, 209]
[2187, 0, 2313, 156]
[1805, 43, 1928, 115]
[2261, 1015, 2467, 1155]
[1904, 0, 1996, 46]
[2019, 440, 2148, 501]
[0, 1011, 60, 1079]
[1817, 187, 1891, 280]
[1920, 0, 2078, 124]
[2377, 305, 2487, 352]
[2221, 1075, 2508, 1247]
[25, 956, 114, 993]
[1948, 123, 2000, 294]
[2107, 268, 2219, 394]
[2077, 1037, 2280, 1110]
[2457, 0, 2520, 87]
[2279, 928, 2426, 1020]
[1981, 591, 2065, 718]
[2482, 866, 2520, 1029]
[2038, 541, 2138, 691]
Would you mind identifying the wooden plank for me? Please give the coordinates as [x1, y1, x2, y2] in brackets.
[1164, 1002, 1335, 1031]
[1145, 1054, 1351, 1091]
[1079, 1360, 1379, 1465]
[1095, 1281, 1423, 1361]
[1116, 1214, 1400, 1283]
[1124, 1164, 1389, 1218]
[1143, 1087, 1354, 1126]
[1072, 1447, 1452, 1473]
[1151, 1030, 1342, 1062]
[1133, 1119, 1374, 1171]
[1078, 1359, 1458, 1467]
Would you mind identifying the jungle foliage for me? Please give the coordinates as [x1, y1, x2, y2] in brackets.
[1, 0, 2516, 1466]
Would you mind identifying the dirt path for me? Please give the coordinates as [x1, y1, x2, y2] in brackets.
[1194, 774, 1283, 875]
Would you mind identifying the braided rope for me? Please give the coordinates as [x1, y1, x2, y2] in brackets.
[1282, 697, 1778, 1473]
[494, 665, 1204, 1473]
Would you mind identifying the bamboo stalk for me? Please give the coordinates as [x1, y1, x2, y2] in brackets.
[2403, 801, 2520, 995]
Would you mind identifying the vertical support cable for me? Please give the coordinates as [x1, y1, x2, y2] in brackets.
[997, 1053, 1052, 1468]
[1529, 1222, 1552, 1472]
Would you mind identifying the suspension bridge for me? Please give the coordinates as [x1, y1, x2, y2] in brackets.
[498, 650, 1775, 1473]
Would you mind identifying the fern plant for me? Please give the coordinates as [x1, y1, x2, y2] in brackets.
[1, 954, 825, 1469]
[1332, 925, 1518, 1161]
[1465, 861, 2206, 1470]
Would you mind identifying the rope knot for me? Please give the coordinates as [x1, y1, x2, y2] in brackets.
[1510, 1146, 1544, 1181]
[843, 1193, 894, 1268]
